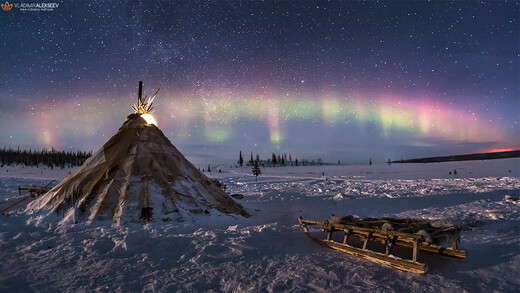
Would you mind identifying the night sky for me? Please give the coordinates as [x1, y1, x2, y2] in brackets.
[1, 1, 518, 164]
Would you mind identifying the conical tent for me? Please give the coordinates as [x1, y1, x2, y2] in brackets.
[27, 114, 249, 225]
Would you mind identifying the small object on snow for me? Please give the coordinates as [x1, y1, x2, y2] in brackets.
[505, 195, 520, 202]
[230, 194, 244, 199]
[210, 178, 226, 191]
[298, 215, 467, 274]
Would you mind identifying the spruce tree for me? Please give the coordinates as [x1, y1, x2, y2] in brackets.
[252, 160, 261, 181]
[239, 151, 244, 166]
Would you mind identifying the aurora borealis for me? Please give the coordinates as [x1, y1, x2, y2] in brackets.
[1, 1, 518, 164]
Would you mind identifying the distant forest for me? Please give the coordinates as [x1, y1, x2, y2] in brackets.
[237, 151, 329, 168]
[0, 147, 92, 168]
[394, 150, 520, 163]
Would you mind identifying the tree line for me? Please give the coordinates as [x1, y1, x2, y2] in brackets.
[0, 147, 92, 169]
[237, 151, 325, 168]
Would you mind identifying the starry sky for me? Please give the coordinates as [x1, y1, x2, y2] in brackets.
[1, 1, 518, 164]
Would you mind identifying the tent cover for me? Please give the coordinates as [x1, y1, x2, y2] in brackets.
[27, 114, 249, 225]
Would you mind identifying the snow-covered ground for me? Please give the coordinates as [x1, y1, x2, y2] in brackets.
[1, 158, 519, 292]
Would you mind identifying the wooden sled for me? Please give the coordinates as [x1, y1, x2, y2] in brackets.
[17, 180, 55, 198]
[1, 180, 55, 214]
[298, 216, 467, 274]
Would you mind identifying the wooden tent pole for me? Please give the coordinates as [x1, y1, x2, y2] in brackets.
[138, 81, 143, 104]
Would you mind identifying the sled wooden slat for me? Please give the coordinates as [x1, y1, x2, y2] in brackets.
[362, 232, 371, 250]
[412, 240, 418, 262]
[342, 229, 351, 245]
[337, 224, 425, 241]
[369, 234, 467, 258]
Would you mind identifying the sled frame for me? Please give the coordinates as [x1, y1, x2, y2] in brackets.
[298, 216, 467, 274]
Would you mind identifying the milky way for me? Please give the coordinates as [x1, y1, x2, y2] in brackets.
[0, 1, 518, 164]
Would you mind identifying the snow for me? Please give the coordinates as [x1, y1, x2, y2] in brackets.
[1, 158, 519, 292]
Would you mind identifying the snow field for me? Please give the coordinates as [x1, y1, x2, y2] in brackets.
[0, 158, 519, 292]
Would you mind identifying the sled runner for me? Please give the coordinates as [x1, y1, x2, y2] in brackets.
[298, 215, 467, 274]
